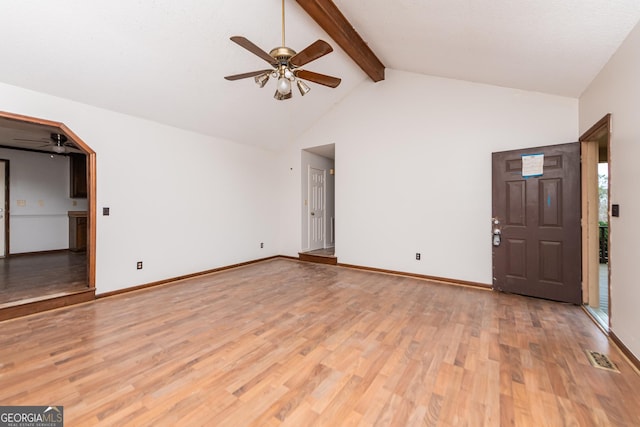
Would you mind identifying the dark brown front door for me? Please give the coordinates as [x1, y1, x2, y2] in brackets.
[492, 142, 581, 304]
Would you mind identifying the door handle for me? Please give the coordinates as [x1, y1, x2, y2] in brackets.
[310, 212, 315, 216]
[492, 229, 501, 246]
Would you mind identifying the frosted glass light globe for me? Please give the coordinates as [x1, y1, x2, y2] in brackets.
[277, 77, 291, 95]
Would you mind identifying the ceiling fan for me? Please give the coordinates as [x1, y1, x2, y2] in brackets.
[13, 133, 78, 154]
[224, 0, 341, 100]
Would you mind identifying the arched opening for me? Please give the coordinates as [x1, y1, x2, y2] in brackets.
[0, 111, 96, 319]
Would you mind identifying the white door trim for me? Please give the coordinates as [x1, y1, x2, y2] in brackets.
[0, 159, 8, 258]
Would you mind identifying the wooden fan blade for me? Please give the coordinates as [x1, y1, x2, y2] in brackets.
[224, 69, 273, 81]
[290, 40, 333, 67]
[294, 69, 341, 88]
[230, 36, 277, 65]
[13, 138, 48, 144]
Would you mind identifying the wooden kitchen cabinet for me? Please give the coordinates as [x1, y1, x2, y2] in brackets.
[70, 153, 87, 198]
[69, 211, 88, 252]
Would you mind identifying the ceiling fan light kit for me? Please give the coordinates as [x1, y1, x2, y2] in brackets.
[51, 134, 68, 153]
[254, 73, 270, 88]
[52, 144, 67, 154]
[274, 90, 293, 101]
[296, 79, 311, 96]
[276, 77, 292, 95]
[224, 0, 341, 100]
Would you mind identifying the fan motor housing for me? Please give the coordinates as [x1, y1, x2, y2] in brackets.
[270, 46, 296, 65]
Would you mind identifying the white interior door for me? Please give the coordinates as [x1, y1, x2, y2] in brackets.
[309, 166, 326, 251]
[0, 160, 6, 258]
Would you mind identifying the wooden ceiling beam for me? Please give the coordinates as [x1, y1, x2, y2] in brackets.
[295, 0, 385, 82]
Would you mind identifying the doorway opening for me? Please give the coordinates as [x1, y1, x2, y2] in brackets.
[580, 114, 611, 329]
[0, 111, 96, 318]
[299, 144, 336, 264]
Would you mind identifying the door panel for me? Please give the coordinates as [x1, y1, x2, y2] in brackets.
[506, 181, 526, 225]
[492, 143, 581, 304]
[539, 240, 562, 283]
[308, 167, 325, 251]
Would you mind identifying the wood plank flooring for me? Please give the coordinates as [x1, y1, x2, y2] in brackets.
[0, 251, 88, 306]
[0, 258, 638, 426]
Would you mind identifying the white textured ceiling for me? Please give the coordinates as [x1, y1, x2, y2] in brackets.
[0, 1, 638, 150]
[338, 0, 640, 97]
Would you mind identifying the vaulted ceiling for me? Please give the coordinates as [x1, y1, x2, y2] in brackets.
[0, 1, 638, 151]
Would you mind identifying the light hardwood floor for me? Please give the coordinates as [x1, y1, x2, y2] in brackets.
[0, 258, 638, 426]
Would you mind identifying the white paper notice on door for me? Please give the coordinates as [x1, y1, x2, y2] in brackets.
[522, 153, 544, 177]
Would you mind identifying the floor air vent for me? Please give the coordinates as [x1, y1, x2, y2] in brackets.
[585, 350, 620, 373]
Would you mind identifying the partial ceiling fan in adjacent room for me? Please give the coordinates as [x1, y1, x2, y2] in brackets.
[224, 0, 341, 100]
[13, 133, 78, 154]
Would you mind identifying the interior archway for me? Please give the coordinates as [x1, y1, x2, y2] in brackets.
[0, 111, 96, 318]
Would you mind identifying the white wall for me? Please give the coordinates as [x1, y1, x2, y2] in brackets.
[279, 69, 578, 284]
[0, 148, 88, 253]
[580, 21, 640, 359]
[0, 82, 279, 294]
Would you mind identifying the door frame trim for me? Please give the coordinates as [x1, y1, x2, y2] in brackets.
[579, 113, 611, 326]
[0, 159, 8, 257]
[0, 110, 96, 288]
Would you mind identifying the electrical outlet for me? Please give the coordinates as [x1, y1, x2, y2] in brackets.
[137, 261, 143, 270]
[260, 242, 264, 249]
[416, 253, 421, 260]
